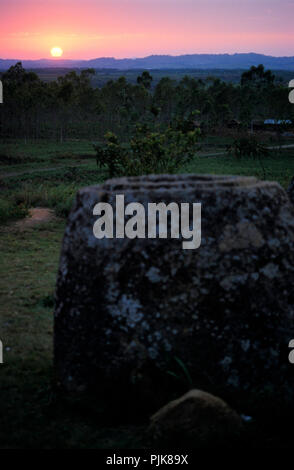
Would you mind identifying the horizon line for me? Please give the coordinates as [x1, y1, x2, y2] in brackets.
[1, 51, 294, 62]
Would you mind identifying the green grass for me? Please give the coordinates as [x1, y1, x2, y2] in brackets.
[0, 139, 97, 173]
[0, 196, 28, 222]
[0, 138, 294, 448]
[0, 141, 293, 225]
[0, 221, 145, 449]
[184, 150, 294, 188]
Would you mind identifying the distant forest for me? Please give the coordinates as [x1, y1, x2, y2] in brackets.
[0, 62, 293, 141]
[16, 67, 294, 87]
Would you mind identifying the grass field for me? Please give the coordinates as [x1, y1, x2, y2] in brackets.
[0, 220, 146, 448]
[0, 138, 294, 448]
[1, 138, 293, 223]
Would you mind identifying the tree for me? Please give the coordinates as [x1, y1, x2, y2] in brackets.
[137, 71, 153, 90]
[1, 62, 45, 140]
[241, 64, 275, 88]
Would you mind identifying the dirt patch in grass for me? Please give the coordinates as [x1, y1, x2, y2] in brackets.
[13, 208, 57, 231]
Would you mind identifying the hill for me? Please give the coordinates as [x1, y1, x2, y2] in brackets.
[1, 52, 294, 71]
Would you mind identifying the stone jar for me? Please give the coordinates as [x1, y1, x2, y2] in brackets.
[54, 175, 294, 410]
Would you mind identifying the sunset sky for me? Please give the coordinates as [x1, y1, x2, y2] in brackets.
[1, 0, 294, 59]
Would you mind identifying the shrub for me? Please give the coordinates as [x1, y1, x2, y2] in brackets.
[11, 184, 77, 219]
[0, 197, 28, 223]
[94, 125, 199, 178]
[227, 136, 269, 159]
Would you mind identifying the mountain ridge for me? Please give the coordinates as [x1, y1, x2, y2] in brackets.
[1, 52, 294, 70]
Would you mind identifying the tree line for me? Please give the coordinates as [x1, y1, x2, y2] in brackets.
[0, 62, 293, 142]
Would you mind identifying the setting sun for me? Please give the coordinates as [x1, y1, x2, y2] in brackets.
[50, 47, 63, 58]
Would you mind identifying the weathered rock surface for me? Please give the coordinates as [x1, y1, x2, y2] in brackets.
[54, 174, 294, 409]
[148, 389, 243, 446]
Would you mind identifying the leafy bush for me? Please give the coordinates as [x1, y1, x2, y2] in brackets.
[0, 197, 28, 223]
[227, 136, 269, 159]
[54, 193, 75, 218]
[94, 125, 199, 177]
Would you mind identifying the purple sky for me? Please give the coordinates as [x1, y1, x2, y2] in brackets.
[0, 0, 293, 59]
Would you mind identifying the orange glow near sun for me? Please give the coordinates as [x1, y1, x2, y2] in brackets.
[50, 46, 63, 57]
